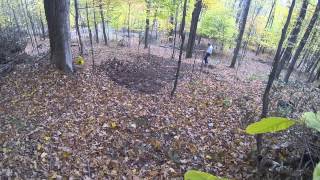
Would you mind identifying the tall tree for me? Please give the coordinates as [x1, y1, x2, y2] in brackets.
[93, 0, 99, 43]
[23, 0, 39, 53]
[171, 0, 187, 97]
[171, 0, 180, 60]
[127, 0, 132, 46]
[185, 0, 202, 58]
[256, 0, 296, 154]
[275, 0, 309, 79]
[265, 0, 276, 29]
[99, 0, 108, 45]
[44, 0, 73, 72]
[86, 1, 95, 69]
[74, 0, 84, 55]
[39, 9, 46, 40]
[284, 0, 320, 83]
[144, 0, 151, 49]
[230, 0, 251, 68]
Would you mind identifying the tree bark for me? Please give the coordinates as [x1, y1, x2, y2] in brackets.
[171, 0, 180, 60]
[169, 0, 175, 43]
[308, 58, 320, 82]
[144, 0, 151, 49]
[23, 0, 39, 53]
[93, 0, 99, 43]
[186, 0, 202, 58]
[275, 0, 309, 79]
[256, 0, 295, 154]
[127, 2, 131, 46]
[235, 0, 244, 25]
[8, 0, 21, 34]
[44, 0, 73, 72]
[284, 0, 320, 83]
[265, 0, 276, 29]
[171, 0, 187, 97]
[39, 9, 46, 40]
[99, 0, 108, 45]
[86, 1, 95, 70]
[230, 0, 251, 68]
[74, 0, 84, 55]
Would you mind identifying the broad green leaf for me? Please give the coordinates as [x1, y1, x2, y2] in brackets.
[313, 163, 320, 180]
[245, 117, 296, 135]
[184, 170, 228, 180]
[302, 112, 320, 132]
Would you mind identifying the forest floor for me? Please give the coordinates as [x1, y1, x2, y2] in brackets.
[1, 41, 319, 179]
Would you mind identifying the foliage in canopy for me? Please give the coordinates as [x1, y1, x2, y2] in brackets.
[198, 0, 236, 48]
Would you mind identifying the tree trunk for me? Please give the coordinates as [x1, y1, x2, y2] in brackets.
[171, 0, 180, 60]
[127, 2, 131, 46]
[256, 0, 295, 154]
[99, 0, 108, 45]
[74, 0, 84, 55]
[169, 0, 176, 42]
[308, 58, 320, 82]
[86, 1, 95, 70]
[186, 0, 202, 58]
[39, 9, 46, 40]
[235, 0, 244, 25]
[93, 0, 99, 43]
[23, 0, 39, 53]
[44, 0, 73, 72]
[144, 0, 151, 49]
[8, 0, 22, 34]
[275, 0, 309, 79]
[284, 0, 320, 83]
[230, 0, 251, 68]
[171, 0, 187, 97]
[265, 0, 276, 29]
[256, 0, 276, 55]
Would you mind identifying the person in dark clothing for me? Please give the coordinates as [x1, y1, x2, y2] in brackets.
[204, 43, 213, 65]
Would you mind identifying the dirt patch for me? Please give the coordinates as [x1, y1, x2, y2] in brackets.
[101, 54, 191, 94]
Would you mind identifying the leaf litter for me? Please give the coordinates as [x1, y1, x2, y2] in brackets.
[1, 45, 319, 179]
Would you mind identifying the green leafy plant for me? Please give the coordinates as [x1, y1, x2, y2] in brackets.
[245, 117, 296, 135]
[184, 170, 228, 180]
[245, 112, 320, 135]
[302, 112, 320, 132]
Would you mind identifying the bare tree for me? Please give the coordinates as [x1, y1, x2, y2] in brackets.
[93, 0, 99, 43]
[230, 0, 251, 68]
[144, 0, 151, 49]
[171, 0, 187, 97]
[86, 1, 95, 70]
[284, 0, 320, 83]
[275, 0, 309, 79]
[171, 0, 180, 60]
[74, 0, 84, 55]
[99, 0, 108, 45]
[256, 0, 295, 154]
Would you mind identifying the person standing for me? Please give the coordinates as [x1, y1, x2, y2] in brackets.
[204, 43, 213, 65]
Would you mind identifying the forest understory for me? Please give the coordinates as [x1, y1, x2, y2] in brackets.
[1, 41, 319, 179]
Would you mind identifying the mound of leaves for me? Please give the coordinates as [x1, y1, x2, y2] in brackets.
[102, 54, 190, 94]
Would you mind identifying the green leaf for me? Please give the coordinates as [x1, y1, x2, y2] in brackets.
[245, 117, 296, 135]
[184, 170, 228, 180]
[313, 163, 320, 180]
[302, 112, 320, 132]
